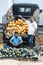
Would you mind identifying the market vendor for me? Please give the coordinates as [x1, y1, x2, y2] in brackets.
[10, 32, 23, 47]
[19, 15, 38, 49]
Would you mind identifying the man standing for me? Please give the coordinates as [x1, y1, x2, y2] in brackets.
[19, 15, 37, 49]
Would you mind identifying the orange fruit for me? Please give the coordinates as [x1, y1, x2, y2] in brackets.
[22, 26, 26, 30]
[23, 30, 26, 33]
[22, 32, 24, 34]
[12, 23, 16, 26]
[16, 21, 19, 25]
[25, 25, 28, 28]
[14, 26, 18, 30]
[18, 19, 21, 22]
[8, 23, 12, 27]
[12, 21, 14, 24]
[6, 27, 10, 31]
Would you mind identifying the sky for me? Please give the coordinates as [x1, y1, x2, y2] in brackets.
[0, 0, 43, 25]
[0, 0, 12, 23]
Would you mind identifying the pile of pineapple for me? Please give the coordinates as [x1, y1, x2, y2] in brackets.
[5, 19, 28, 37]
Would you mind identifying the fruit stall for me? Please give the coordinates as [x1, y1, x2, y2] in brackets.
[2, 4, 42, 60]
[3, 4, 40, 44]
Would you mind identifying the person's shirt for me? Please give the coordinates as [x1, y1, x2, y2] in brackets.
[26, 20, 37, 35]
[11, 36, 22, 45]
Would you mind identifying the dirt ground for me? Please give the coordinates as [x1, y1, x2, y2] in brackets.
[0, 33, 43, 65]
[0, 57, 43, 65]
